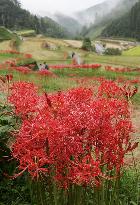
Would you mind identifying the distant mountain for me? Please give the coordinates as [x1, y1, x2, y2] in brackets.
[101, 0, 140, 40]
[54, 13, 82, 35]
[79, 0, 138, 39]
[0, 0, 70, 39]
[75, 0, 119, 26]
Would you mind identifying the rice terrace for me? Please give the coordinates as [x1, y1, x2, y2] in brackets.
[0, 0, 140, 204]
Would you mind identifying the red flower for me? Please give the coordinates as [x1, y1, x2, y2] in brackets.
[9, 81, 137, 188]
[9, 82, 39, 117]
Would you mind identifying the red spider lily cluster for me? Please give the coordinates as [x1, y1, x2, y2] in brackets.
[98, 80, 127, 99]
[15, 66, 32, 74]
[8, 81, 138, 189]
[120, 84, 138, 101]
[116, 77, 140, 85]
[50, 64, 101, 69]
[0, 62, 32, 74]
[105, 66, 140, 73]
[5, 60, 16, 66]
[24, 53, 33, 59]
[98, 79, 138, 101]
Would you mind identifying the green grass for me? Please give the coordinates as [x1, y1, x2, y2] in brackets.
[86, 53, 140, 68]
[16, 30, 36, 37]
[0, 53, 22, 63]
[53, 67, 140, 80]
[1, 66, 140, 95]
[132, 93, 140, 106]
[123, 46, 140, 56]
[0, 53, 35, 64]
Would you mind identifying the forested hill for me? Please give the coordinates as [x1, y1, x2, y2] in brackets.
[101, 0, 140, 40]
[0, 0, 70, 38]
[80, 0, 138, 39]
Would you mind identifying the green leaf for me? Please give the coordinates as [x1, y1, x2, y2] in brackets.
[130, 201, 137, 205]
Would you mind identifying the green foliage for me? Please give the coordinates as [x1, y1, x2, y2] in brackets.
[82, 37, 93, 51]
[0, 103, 17, 180]
[104, 48, 122, 56]
[0, 176, 31, 205]
[0, 0, 69, 38]
[16, 58, 37, 67]
[102, 1, 140, 41]
[0, 91, 31, 205]
[81, 0, 138, 39]
[0, 27, 14, 41]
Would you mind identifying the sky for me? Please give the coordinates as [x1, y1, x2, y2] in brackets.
[20, 0, 105, 15]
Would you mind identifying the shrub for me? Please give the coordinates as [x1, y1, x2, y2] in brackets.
[104, 48, 122, 55]
[82, 37, 93, 51]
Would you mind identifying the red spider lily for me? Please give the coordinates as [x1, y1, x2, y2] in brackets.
[15, 66, 31, 74]
[24, 53, 32, 59]
[5, 60, 16, 67]
[28, 64, 36, 69]
[105, 65, 140, 73]
[98, 79, 138, 101]
[120, 84, 138, 100]
[9, 82, 137, 188]
[50, 64, 101, 69]
[68, 154, 101, 187]
[8, 82, 39, 117]
[98, 80, 124, 99]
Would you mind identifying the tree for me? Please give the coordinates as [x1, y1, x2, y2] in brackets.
[0, 0, 70, 39]
[82, 37, 93, 51]
[101, 1, 140, 41]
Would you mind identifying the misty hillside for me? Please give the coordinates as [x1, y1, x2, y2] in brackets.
[0, 0, 70, 38]
[53, 13, 82, 35]
[101, 0, 140, 40]
[80, 0, 138, 39]
[75, 0, 119, 26]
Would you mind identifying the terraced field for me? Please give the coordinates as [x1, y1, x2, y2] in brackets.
[0, 37, 139, 68]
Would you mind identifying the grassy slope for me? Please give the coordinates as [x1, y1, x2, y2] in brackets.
[123, 46, 140, 56]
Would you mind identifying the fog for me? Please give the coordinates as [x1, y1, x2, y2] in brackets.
[20, 0, 106, 15]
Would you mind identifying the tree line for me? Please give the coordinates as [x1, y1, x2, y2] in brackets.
[101, 0, 140, 41]
[0, 0, 70, 38]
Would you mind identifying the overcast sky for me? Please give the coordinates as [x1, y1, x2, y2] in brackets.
[20, 0, 106, 15]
